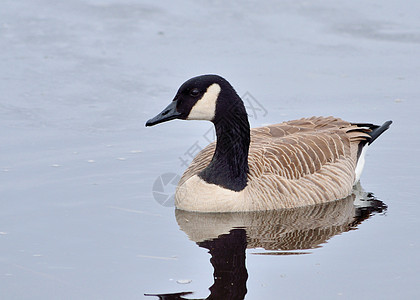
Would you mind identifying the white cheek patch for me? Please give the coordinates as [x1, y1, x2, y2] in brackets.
[187, 83, 221, 121]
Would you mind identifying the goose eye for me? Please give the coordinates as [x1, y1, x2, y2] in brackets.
[190, 88, 200, 97]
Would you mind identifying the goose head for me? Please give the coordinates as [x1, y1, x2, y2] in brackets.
[146, 75, 250, 192]
[145, 74, 243, 126]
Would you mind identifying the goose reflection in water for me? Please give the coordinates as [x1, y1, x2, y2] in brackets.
[145, 184, 386, 300]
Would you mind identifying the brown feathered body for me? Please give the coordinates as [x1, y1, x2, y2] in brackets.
[175, 117, 372, 212]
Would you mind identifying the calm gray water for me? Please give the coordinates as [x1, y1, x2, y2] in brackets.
[1, 0, 419, 299]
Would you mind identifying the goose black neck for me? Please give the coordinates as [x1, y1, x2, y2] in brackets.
[199, 90, 250, 191]
[198, 229, 248, 300]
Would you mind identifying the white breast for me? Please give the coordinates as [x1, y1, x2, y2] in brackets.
[175, 175, 248, 212]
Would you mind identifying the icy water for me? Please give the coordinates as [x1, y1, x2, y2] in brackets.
[1, 0, 420, 299]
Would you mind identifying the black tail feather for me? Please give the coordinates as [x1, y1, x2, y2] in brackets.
[353, 120, 393, 145]
[353, 120, 392, 159]
[367, 120, 392, 145]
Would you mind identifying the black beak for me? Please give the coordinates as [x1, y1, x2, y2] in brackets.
[145, 100, 182, 127]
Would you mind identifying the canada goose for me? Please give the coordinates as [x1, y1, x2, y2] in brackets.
[146, 75, 392, 212]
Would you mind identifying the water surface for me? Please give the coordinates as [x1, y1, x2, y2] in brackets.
[1, 0, 419, 299]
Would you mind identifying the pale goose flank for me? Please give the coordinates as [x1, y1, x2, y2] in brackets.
[146, 75, 392, 212]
